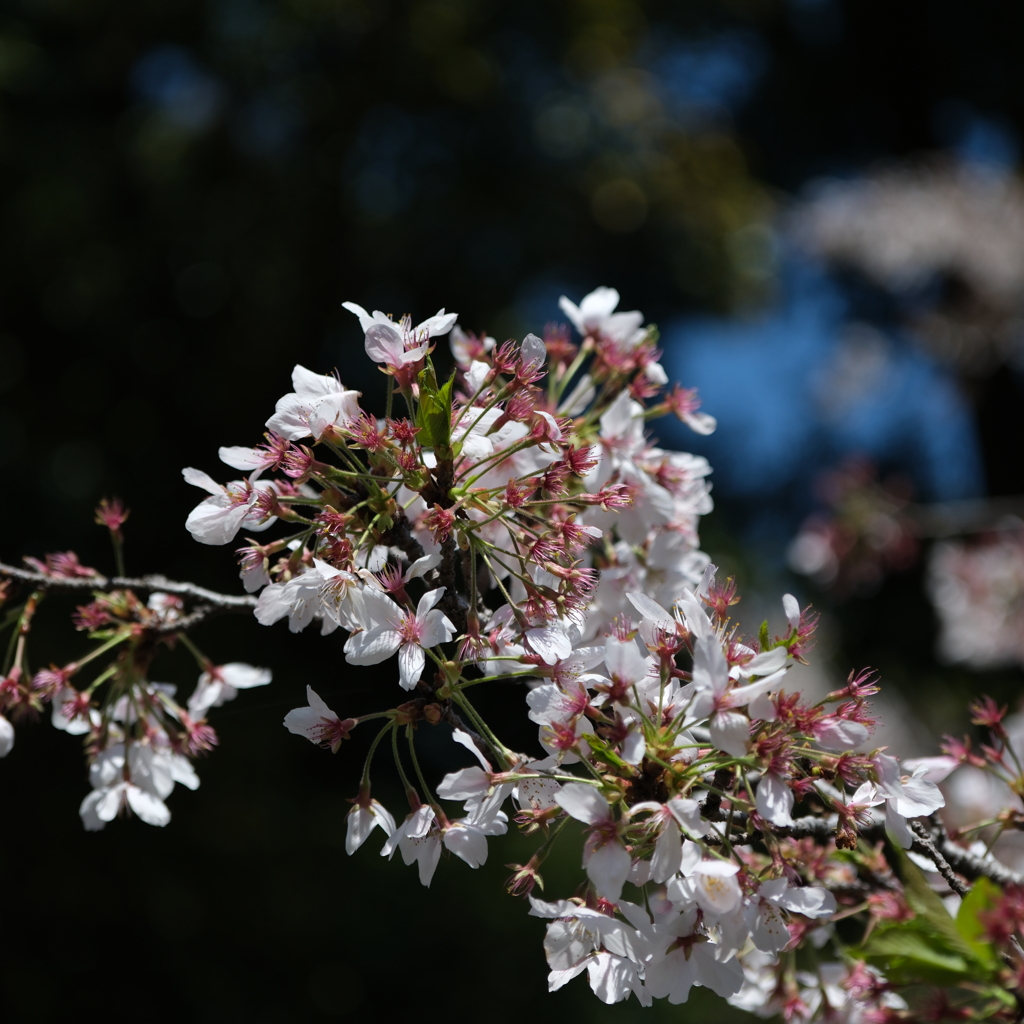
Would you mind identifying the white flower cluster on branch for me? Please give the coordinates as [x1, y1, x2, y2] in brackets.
[3, 289, 1024, 1021]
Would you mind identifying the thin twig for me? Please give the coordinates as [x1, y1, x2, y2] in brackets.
[0, 562, 256, 609]
[910, 820, 970, 896]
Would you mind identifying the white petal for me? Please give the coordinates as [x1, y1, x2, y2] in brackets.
[895, 777, 945, 817]
[341, 301, 373, 331]
[418, 609, 455, 649]
[0, 715, 13, 757]
[125, 786, 171, 827]
[398, 642, 425, 690]
[626, 592, 674, 629]
[406, 804, 436, 839]
[555, 782, 609, 825]
[587, 953, 636, 1005]
[283, 706, 327, 741]
[815, 717, 870, 751]
[557, 295, 585, 334]
[219, 663, 272, 689]
[737, 647, 789, 678]
[584, 839, 631, 902]
[521, 332, 546, 370]
[710, 710, 750, 758]
[752, 900, 790, 953]
[415, 835, 442, 886]
[185, 501, 249, 546]
[437, 766, 491, 801]
[693, 862, 741, 914]
[782, 593, 801, 631]
[451, 729, 491, 770]
[407, 553, 441, 579]
[885, 802, 914, 850]
[667, 797, 704, 838]
[692, 635, 729, 695]
[265, 393, 311, 440]
[343, 626, 401, 666]
[364, 322, 404, 364]
[218, 446, 266, 471]
[181, 467, 222, 495]
[291, 363, 340, 397]
[684, 410, 717, 435]
[526, 624, 572, 665]
[620, 729, 645, 765]
[443, 823, 489, 867]
[416, 309, 458, 338]
[902, 756, 958, 784]
[756, 772, 794, 827]
[79, 789, 107, 831]
[774, 885, 836, 918]
[650, 820, 682, 883]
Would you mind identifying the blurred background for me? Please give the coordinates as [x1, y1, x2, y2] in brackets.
[3, 1, 1024, 1020]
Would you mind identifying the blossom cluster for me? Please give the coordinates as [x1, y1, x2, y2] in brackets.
[2, 288, 1023, 1020]
[787, 459, 918, 596]
[177, 287, 1021, 1017]
[927, 526, 1024, 670]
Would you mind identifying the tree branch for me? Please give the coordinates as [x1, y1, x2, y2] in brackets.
[932, 832, 1024, 888]
[701, 800, 1024, 891]
[910, 820, 970, 896]
[0, 563, 256, 636]
[379, 508, 426, 565]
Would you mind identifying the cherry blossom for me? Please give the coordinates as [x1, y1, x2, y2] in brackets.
[283, 686, 355, 753]
[343, 587, 456, 690]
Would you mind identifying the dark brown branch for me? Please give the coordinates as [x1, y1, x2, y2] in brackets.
[702, 799, 1024, 892]
[932, 832, 1024, 888]
[911, 820, 970, 896]
[379, 508, 426, 565]
[702, 767, 734, 819]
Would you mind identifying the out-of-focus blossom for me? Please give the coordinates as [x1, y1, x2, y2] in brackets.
[927, 525, 1024, 668]
[788, 458, 918, 594]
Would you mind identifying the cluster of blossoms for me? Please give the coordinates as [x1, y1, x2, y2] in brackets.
[0, 505, 271, 829]
[4, 288, 1024, 1020]
[792, 160, 1024, 374]
[927, 526, 1024, 670]
[787, 459, 918, 596]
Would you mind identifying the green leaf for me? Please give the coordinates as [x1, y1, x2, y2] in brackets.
[581, 733, 629, 771]
[853, 919, 974, 986]
[853, 846, 1000, 986]
[891, 844, 985, 966]
[416, 365, 455, 451]
[956, 875, 1001, 972]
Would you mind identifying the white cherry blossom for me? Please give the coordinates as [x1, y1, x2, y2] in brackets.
[343, 587, 455, 689]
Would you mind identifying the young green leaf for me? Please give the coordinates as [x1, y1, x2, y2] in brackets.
[955, 875, 1001, 972]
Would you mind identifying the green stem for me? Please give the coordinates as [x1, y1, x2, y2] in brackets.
[177, 633, 210, 670]
[406, 723, 441, 811]
[71, 631, 132, 673]
[361, 720, 394, 789]
[450, 689, 513, 768]
[112, 534, 126, 579]
[391, 723, 418, 800]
